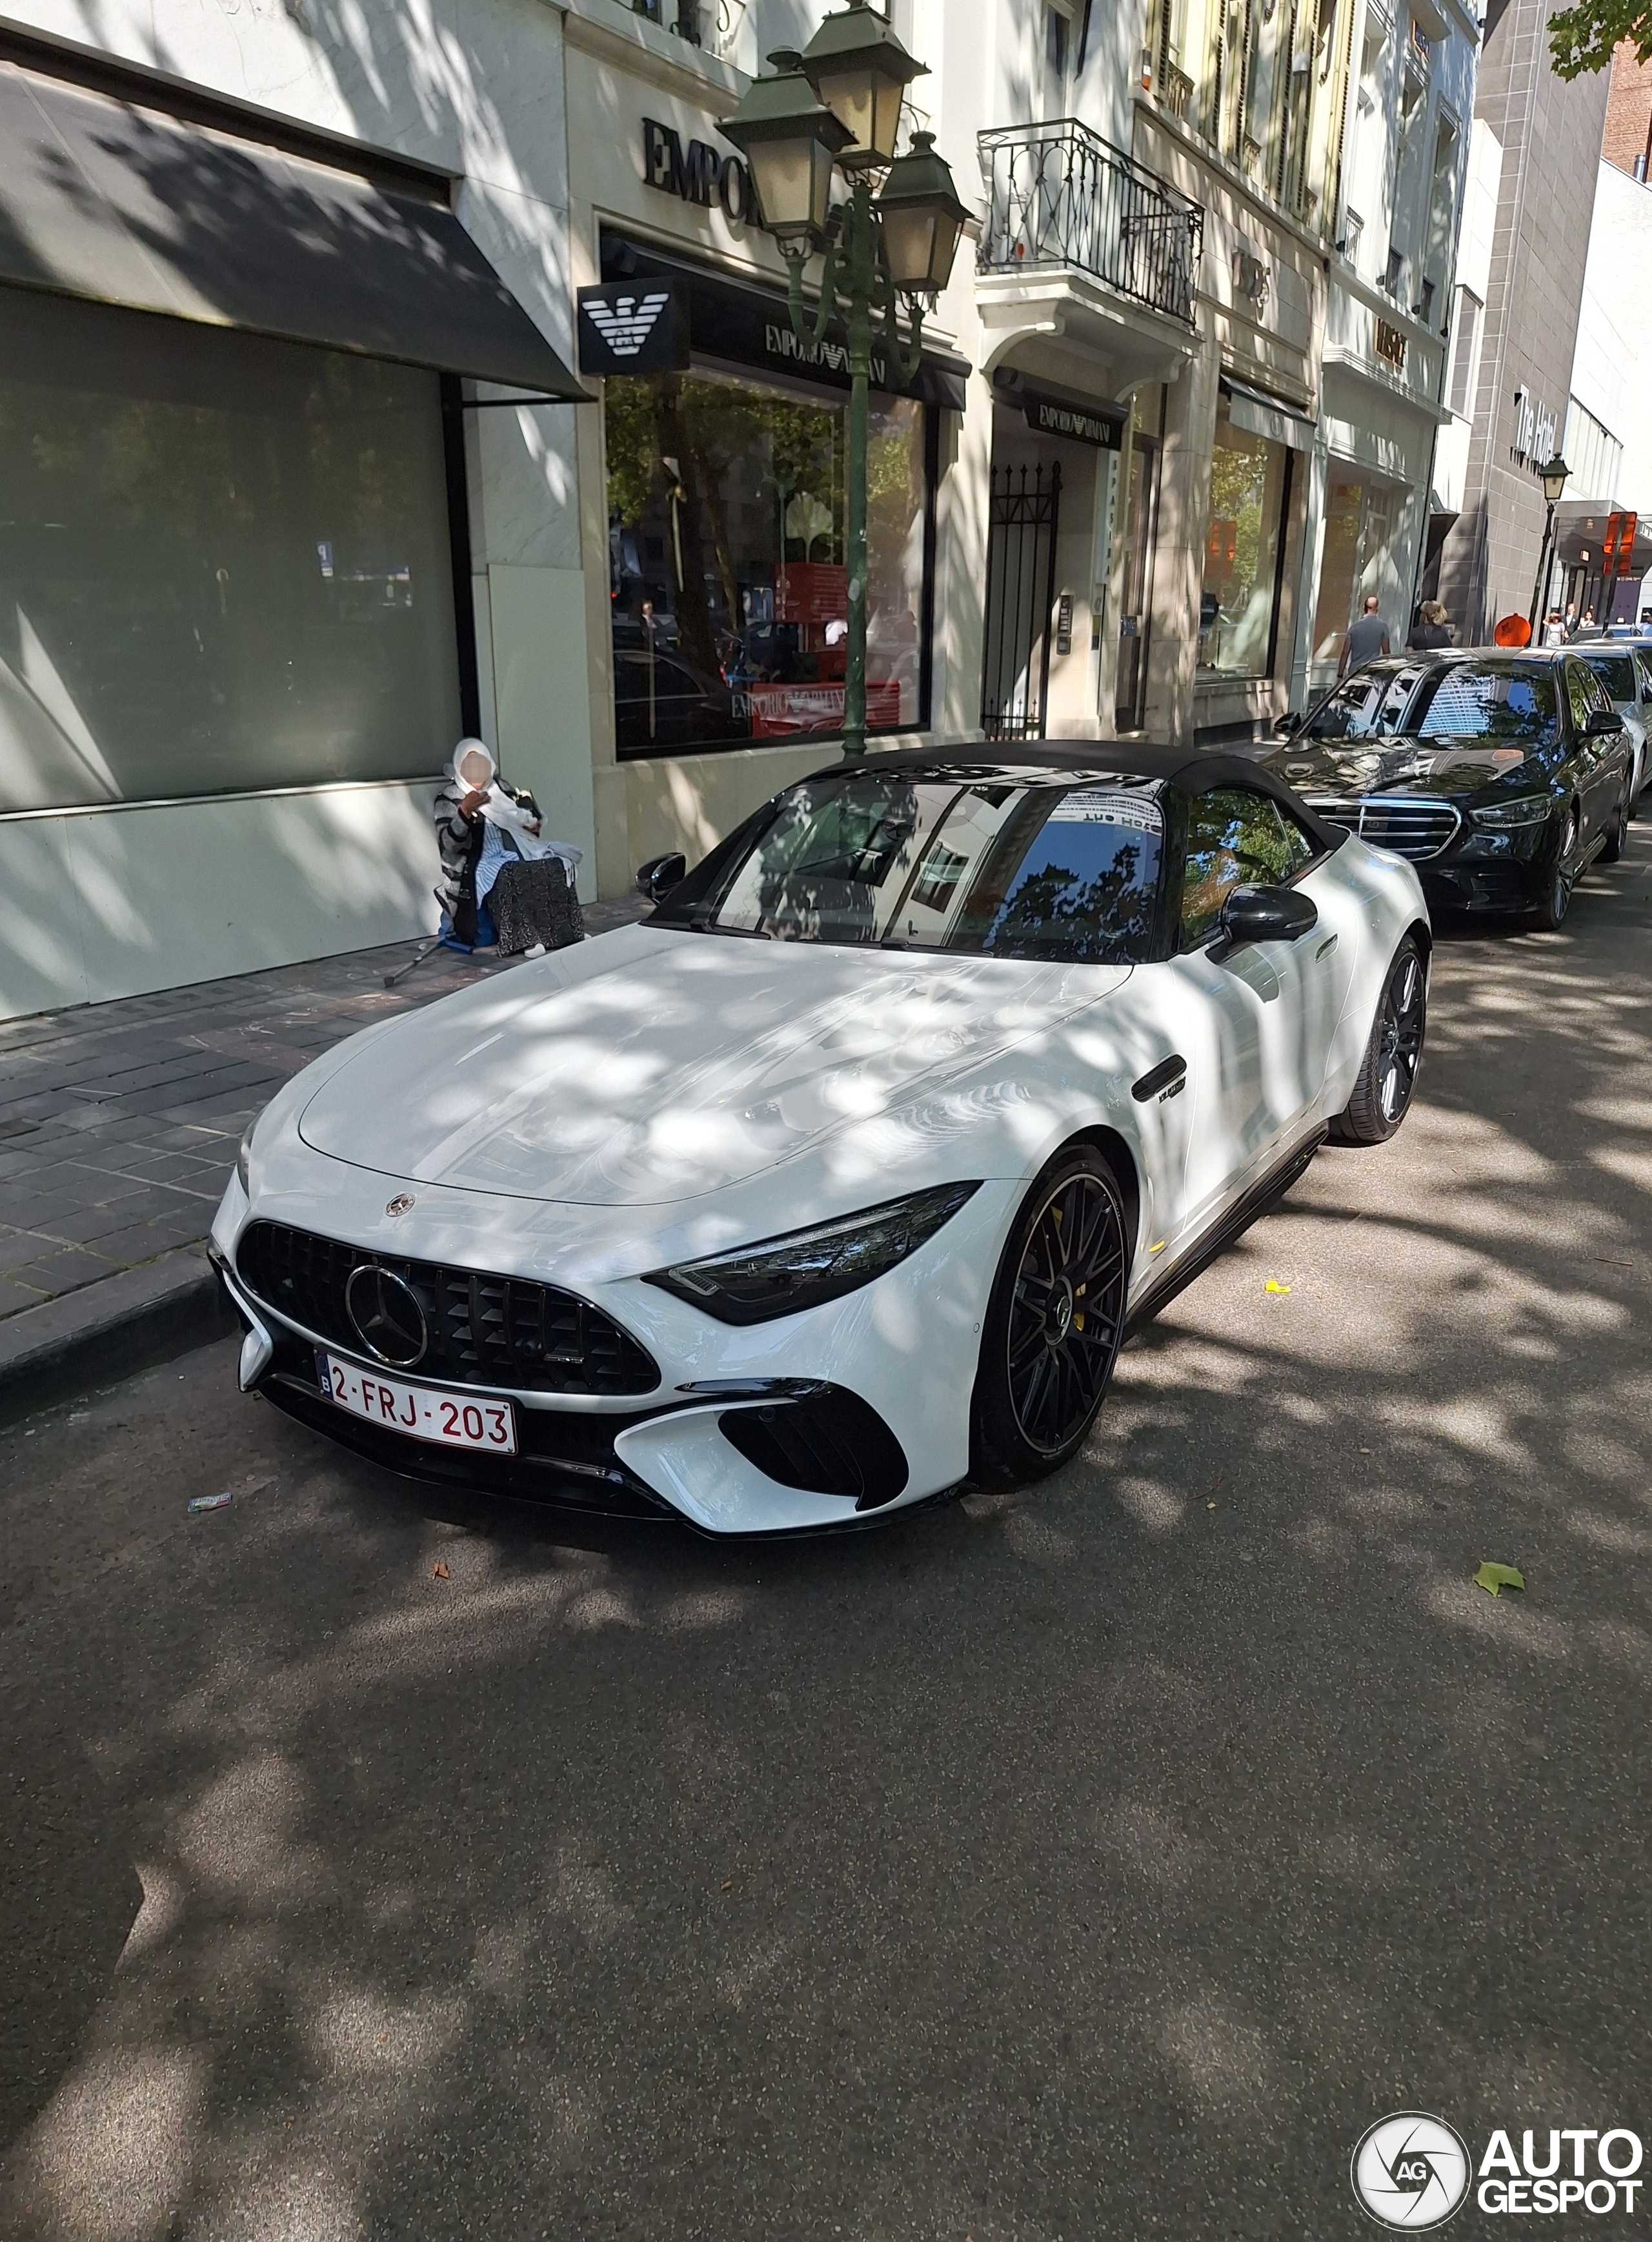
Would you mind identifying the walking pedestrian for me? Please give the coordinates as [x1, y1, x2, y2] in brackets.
[1339, 594, 1391, 676]
[1407, 598, 1453, 651]
[1542, 610, 1566, 647]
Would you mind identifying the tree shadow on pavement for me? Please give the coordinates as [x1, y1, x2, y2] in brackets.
[0, 849, 1647, 2241]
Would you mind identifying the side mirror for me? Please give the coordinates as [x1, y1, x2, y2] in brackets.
[1276, 710, 1302, 736]
[636, 851, 687, 904]
[1586, 709, 1622, 736]
[1218, 883, 1319, 951]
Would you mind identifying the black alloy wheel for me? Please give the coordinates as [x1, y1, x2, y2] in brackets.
[1329, 936, 1427, 1145]
[1533, 806, 1580, 930]
[972, 1148, 1129, 1484]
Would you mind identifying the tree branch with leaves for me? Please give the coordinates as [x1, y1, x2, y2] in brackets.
[1549, 5, 1644, 82]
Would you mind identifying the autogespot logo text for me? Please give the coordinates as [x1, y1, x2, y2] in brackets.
[1351, 2113, 1646, 2227]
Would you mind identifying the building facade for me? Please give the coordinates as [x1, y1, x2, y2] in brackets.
[0, 0, 1486, 1024]
[1551, 47, 1652, 622]
[1432, 0, 1611, 642]
[0, 0, 590, 1021]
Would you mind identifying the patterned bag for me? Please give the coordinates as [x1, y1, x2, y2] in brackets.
[489, 857, 584, 955]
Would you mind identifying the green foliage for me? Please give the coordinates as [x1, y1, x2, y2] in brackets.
[1548, 0, 1650, 79]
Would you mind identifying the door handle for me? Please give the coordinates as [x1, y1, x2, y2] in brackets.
[1133, 1054, 1187, 1102]
[1315, 933, 1338, 960]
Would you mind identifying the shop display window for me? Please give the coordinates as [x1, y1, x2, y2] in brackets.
[0, 288, 461, 813]
[1198, 419, 1289, 679]
[605, 365, 932, 756]
[1312, 474, 1401, 663]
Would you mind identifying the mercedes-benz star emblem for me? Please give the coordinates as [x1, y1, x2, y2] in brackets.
[386, 1194, 416, 1217]
[345, 1264, 428, 1369]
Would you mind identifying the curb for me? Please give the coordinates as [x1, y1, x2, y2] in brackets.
[0, 1246, 239, 1426]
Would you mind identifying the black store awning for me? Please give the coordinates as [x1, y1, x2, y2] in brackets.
[0, 59, 586, 398]
[598, 232, 971, 413]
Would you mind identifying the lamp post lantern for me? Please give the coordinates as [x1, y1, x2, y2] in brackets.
[1527, 454, 1570, 641]
[723, 1, 967, 756]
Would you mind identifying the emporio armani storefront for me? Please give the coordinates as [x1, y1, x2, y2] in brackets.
[559, 14, 976, 884]
[580, 236, 965, 760]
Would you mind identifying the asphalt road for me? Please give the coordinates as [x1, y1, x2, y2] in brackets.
[3, 842, 1649, 2241]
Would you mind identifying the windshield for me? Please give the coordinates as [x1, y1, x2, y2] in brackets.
[663, 771, 1164, 962]
[1583, 654, 1637, 702]
[1303, 665, 1418, 740]
[1408, 662, 1561, 745]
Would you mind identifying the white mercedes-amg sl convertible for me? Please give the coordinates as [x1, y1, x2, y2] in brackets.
[212, 747, 1429, 1535]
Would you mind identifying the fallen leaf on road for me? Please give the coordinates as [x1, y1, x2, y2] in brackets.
[1475, 1561, 1525, 1598]
[432, 1561, 450, 1581]
[1265, 1280, 1291, 1294]
[721, 1880, 732, 1892]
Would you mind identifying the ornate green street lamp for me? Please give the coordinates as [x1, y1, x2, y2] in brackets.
[1527, 454, 1571, 641]
[723, 3, 969, 755]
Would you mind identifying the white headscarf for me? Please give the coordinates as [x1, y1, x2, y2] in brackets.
[447, 739, 582, 874]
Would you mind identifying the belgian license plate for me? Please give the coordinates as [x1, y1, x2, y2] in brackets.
[317, 1353, 518, 1455]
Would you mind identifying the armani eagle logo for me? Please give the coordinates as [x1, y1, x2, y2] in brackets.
[583, 291, 670, 359]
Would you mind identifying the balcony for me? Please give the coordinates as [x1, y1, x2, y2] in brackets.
[978, 117, 1204, 329]
[623, 0, 749, 65]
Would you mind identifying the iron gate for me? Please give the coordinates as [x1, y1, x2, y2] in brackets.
[981, 463, 1062, 741]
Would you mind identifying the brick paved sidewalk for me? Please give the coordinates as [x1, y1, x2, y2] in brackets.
[0, 905, 644, 1338]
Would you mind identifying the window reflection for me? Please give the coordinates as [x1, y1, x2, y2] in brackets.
[1199, 421, 1289, 679]
[673, 771, 1164, 962]
[0, 290, 461, 813]
[606, 368, 929, 754]
[1180, 787, 1314, 945]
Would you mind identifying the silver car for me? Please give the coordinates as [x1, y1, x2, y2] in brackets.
[1578, 646, 1651, 812]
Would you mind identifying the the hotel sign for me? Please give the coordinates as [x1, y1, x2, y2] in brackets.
[1375, 318, 1407, 370]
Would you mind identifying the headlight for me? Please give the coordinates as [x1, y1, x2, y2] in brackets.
[236, 1123, 254, 1195]
[1471, 794, 1553, 829]
[645, 1182, 981, 1326]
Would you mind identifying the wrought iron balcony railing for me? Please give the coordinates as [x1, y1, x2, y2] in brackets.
[977, 117, 1204, 328]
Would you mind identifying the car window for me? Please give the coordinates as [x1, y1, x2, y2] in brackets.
[1583, 654, 1637, 703]
[1180, 788, 1309, 949]
[932, 788, 1164, 963]
[1565, 663, 1595, 734]
[1302, 665, 1416, 740]
[1409, 663, 1561, 745]
[675, 771, 1165, 962]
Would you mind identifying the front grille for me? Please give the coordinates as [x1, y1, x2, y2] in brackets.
[236, 1220, 660, 1396]
[1304, 795, 1462, 860]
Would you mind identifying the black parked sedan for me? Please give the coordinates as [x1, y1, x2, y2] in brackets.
[1257, 650, 1635, 928]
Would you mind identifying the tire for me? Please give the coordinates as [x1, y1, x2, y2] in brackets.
[971, 1147, 1129, 1485]
[1327, 936, 1427, 1146]
[1600, 781, 1631, 863]
[1531, 807, 1579, 931]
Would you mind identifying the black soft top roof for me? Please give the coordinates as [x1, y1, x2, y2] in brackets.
[805, 740, 1347, 856]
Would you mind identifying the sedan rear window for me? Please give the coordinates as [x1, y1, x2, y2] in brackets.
[1582, 654, 1637, 702]
[665, 772, 1165, 963]
[1409, 663, 1561, 745]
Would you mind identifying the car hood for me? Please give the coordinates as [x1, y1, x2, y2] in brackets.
[1262, 734, 1546, 800]
[296, 924, 1127, 1206]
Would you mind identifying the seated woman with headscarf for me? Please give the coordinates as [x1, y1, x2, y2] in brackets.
[434, 740, 584, 956]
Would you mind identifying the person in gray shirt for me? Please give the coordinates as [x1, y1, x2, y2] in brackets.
[1339, 595, 1391, 675]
